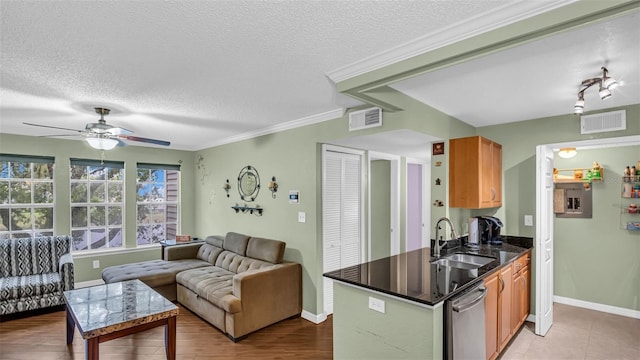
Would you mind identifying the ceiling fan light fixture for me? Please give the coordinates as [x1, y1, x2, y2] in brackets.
[86, 136, 118, 150]
[558, 147, 577, 159]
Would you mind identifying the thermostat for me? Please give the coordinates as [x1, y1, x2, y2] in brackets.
[289, 190, 300, 204]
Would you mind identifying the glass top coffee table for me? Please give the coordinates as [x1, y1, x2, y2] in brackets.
[64, 279, 179, 360]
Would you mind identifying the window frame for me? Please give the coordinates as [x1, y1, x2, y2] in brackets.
[69, 158, 125, 252]
[135, 163, 180, 246]
[0, 154, 55, 239]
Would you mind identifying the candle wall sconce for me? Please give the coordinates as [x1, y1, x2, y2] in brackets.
[222, 179, 231, 197]
[268, 176, 278, 198]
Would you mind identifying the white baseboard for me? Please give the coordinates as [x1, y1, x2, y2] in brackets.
[301, 310, 328, 324]
[526, 314, 535, 323]
[75, 279, 105, 288]
[554, 295, 640, 319]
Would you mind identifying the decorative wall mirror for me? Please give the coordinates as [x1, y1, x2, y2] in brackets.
[237, 165, 260, 201]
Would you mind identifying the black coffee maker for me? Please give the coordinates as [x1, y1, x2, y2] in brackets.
[475, 216, 503, 245]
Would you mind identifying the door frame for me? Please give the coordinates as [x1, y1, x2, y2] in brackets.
[406, 157, 430, 251]
[322, 144, 366, 317]
[535, 135, 639, 335]
[368, 151, 401, 259]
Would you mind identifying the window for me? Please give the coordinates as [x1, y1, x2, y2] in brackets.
[70, 159, 124, 251]
[0, 154, 55, 239]
[136, 163, 180, 245]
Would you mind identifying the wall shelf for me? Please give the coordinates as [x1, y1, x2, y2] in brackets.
[553, 166, 604, 183]
[231, 204, 263, 216]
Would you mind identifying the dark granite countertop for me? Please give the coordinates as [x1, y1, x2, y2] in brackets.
[323, 235, 533, 306]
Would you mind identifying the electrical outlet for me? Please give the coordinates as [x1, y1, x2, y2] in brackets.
[368, 296, 385, 314]
[298, 211, 306, 223]
[524, 215, 533, 226]
[92, 260, 100, 269]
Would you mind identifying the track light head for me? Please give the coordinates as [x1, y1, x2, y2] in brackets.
[599, 86, 611, 100]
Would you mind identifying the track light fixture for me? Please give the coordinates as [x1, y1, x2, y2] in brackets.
[573, 66, 618, 115]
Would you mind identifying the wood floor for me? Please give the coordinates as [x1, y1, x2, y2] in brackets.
[0, 305, 333, 360]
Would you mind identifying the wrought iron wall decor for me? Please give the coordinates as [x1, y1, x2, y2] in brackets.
[237, 165, 260, 201]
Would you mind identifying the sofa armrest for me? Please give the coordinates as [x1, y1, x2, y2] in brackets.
[165, 243, 203, 261]
[58, 253, 75, 291]
[232, 262, 302, 316]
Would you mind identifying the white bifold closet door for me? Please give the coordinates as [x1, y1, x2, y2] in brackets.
[323, 148, 362, 315]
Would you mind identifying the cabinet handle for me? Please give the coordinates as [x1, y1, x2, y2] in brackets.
[499, 277, 505, 293]
[523, 277, 527, 290]
[491, 187, 496, 200]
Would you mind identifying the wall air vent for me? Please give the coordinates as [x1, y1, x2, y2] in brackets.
[348, 107, 382, 132]
[580, 110, 626, 134]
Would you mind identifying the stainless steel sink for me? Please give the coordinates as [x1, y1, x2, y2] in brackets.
[431, 253, 495, 269]
[442, 253, 495, 267]
[431, 258, 483, 270]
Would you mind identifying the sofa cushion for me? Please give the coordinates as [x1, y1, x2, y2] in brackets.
[0, 239, 11, 278]
[215, 251, 275, 274]
[0, 273, 63, 301]
[223, 232, 250, 255]
[246, 237, 285, 264]
[197, 244, 224, 264]
[176, 266, 241, 313]
[204, 235, 224, 248]
[101, 259, 210, 287]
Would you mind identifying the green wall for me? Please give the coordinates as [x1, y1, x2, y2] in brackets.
[370, 159, 391, 261]
[477, 104, 640, 313]
[333, 282, 443, 360]
[553, 147, 639, 310]
[0, 133, 195, 282]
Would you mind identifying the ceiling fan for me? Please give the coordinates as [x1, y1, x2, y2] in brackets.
[23, 107, 170, 150]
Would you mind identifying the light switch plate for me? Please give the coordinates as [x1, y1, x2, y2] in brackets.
[92, 260, 100, 269]
[524, 215, 533, 226]
[298, 211, 306, 223]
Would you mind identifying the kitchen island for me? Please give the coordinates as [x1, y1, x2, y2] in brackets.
[323, 236, 532, 360]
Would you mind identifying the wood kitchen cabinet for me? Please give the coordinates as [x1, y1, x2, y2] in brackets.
[449, 135, 502, 208]
[497, 265, 513, 352]
[512, 251, 531, 333]
[484, 272, 499, 360]
[484, 264, 513, 360]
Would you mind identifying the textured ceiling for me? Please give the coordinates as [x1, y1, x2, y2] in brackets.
[390, 10, 640, 127]
[1, 1, 618, 152]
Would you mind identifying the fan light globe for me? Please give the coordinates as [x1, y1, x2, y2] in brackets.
[86, 137, 118, 150]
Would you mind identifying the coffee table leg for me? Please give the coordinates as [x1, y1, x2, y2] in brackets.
[85, 338, 99, 360]
[165, 316, 176, 360]
[66, 308, 75, 344]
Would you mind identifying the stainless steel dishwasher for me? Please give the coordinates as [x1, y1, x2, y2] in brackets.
[446, 282, 487, 360]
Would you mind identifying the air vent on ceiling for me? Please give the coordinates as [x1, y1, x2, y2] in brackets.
[348, 107, 382, 132]
[580, 110, 626, 134]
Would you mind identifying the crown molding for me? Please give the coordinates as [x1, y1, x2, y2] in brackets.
[326, 0, 577, 84]
[200, 108, 345, 149]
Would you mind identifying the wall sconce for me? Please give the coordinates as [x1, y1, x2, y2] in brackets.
[268, 176, 278, 198]
[574, 66, 619, 115]
[222, 179, 231, 197]
[558, 147, 577, 159]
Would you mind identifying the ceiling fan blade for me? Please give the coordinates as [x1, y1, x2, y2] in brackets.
[23, 122, 83, 133]
[38, 134, 81, 138]
[118, 135, 170, 146]
[107, 127, 133, 135]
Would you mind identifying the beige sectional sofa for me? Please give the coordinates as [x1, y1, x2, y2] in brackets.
[101, 232, 302, 341]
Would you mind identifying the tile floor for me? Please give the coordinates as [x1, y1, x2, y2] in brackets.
[500, 303, 640, 360]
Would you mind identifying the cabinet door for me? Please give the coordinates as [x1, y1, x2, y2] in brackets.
[521, 266, 530, 325]
[491, 142, 502, 206]
[484, 272, 499, 360]
[450, 135, 502, 209]
[512, 271, 522, 332]
[498, 265, 513, 351]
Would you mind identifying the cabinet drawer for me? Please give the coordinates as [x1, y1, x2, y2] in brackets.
[513, 251, 530, 274]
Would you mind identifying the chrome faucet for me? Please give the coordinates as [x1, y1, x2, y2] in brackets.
[434, 217, 459, 259]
